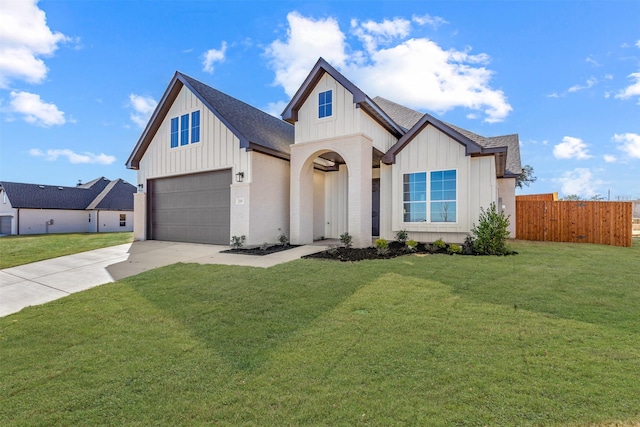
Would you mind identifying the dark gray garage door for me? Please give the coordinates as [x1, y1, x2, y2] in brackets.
[149, 170, 231, 245]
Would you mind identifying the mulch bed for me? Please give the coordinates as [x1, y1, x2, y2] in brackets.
[303, 241, 448, 262]
[221, 244, 300, 256]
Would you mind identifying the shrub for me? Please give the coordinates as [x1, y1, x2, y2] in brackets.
[339, 232, 353, 249]
[374, 238, 389, 255]
[230, 235, 246, 249]
[448, 243, 462, 255]
[277, 233, 289, 246]
[433, 238, 447, 249]
[405, 239, 418, 253]
[395, 229, 408, 244]
[462, 235, 476, 255]
[472, 202, 510, 255]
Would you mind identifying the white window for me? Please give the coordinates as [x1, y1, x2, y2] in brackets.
[403, 169, 457, 223]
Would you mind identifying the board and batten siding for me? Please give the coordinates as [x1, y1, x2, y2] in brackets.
[388, 124, 496, 243]
[324, 165, 349, 239]
[137, 85, 249, 184]
[294, 74, 397, 154]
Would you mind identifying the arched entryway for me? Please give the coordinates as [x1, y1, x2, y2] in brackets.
[290, 134, 373, 248]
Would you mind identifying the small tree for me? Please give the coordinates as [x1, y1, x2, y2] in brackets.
[472, 203, 510, 255]
[516, 164, 537, 189]
[339, 232, 353, 249]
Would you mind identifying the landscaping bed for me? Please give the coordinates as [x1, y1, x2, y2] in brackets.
[221, 244, 299, 256]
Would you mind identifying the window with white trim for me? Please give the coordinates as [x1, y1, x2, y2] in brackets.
[191, 110, 200, 143]
[430, 170, 456, 222]
[403, 169, 457, 223]
[318, 90, 332, 118]
[170, 110, 200, 148]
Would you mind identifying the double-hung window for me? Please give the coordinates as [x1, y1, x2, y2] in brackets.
[119, 214, 126, 227]
[403, 169, 456, 223]
[318, 90, 332, 118]
[180, 114, 189, 146]
[170, 117, 179, 148]
[191, 111, 200, 143]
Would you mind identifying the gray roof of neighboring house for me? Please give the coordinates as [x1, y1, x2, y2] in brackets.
[127, 72, 294, 169]
[374, 96, 522, 177]
[0, 177, 135, 210]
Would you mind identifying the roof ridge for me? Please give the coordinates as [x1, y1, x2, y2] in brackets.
[86, 179, 117, 209]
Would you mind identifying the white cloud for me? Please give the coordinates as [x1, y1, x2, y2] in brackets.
[603, 154, 617, 163]
[128, 94, 157, 128]
[29, 148, 116, 165]
[636, 40, 640, 48]
[553, 136, 592, 160]
[266, 13, 512, 123]
[202, 41, 227, 74]
[351, 18, 412, 52]
[266, 12, 348, 98]
[585, 55, 601, 67]
[554, 168, 603, 198]
[0, 0, 70, 87]
[264, 100, 289, 118]
[613, 132, 640, 159]
[615, 72, 640, 103]
[568, 77, 597, 93]
[412, 13, 448, 29]
[9, 90, 65, 126]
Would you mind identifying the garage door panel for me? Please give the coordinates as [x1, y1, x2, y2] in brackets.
[150, 170, 231, 245]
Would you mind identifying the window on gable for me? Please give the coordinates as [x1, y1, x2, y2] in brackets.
[318, 90, 332, 118]
[119, 214, 126, 227]
[191, 110, 200, 143]
[430, 170, 457, 223]
[403, 172, 427, 222]
[180, 114, 189, 146]
[170, 117, 179, 148]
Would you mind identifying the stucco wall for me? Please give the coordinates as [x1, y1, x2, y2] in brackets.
[247, 152, 291, 245]
[15, 209, 132, 235]
[497, 178, 516, 237]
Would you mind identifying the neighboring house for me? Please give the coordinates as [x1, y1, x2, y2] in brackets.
[127, 58, 521, 248]
[0, 177, 135, 236]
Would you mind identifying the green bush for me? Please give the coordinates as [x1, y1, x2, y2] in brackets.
[405, 239, 418, 253]
[374, 238, 389, 255]
[472, 202, 510, 255]
[277, 233, 289, 246]
[448, 243, 462, 255]
[462, 235, 476, 255]
[230, 235, 246, 249]
[339, 232, 353, 249]
[395, 229, 408, 244]
[433, 238, 447, 249]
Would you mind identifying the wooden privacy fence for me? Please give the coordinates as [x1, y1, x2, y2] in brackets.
[516, 199, 633, 247]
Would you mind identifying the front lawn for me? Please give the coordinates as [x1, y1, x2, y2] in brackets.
[1, 239, 639, 426]
[0, 232, 133, 269]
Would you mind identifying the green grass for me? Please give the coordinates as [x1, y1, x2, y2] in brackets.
[0, 232, 133, 269]
[1, 239, 639, 426]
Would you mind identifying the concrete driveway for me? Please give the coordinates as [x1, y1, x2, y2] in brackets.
[1, 240, 327, 317]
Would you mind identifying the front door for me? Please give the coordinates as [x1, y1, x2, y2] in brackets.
[372, 178, 380, 236]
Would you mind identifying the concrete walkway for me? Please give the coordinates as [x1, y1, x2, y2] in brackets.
[0, 240, 327, 317]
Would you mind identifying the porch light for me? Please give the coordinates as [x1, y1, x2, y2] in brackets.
[138, 183, 144, 192]
[235, 172, 244, 182]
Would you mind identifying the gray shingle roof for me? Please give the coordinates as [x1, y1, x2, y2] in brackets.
[127, 72, 294, 169]
[0, 177, 134, 210]
[374, 96, 522, 176]
[180, 73, 294, 156]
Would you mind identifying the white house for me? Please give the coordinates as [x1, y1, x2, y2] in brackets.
[126, 58, 521, 248]
[0, 177, 135, 236]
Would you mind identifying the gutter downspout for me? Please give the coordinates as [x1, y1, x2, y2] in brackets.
[97, 210, 100, 233]
[16, 208, 20, 235]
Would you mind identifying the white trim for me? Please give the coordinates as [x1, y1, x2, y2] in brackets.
[400, 168, 459, 226]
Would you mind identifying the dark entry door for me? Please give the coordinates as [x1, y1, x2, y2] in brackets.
[372, 178, 380, 236]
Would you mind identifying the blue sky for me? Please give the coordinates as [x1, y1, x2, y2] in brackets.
[1, 0, 639, 199]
